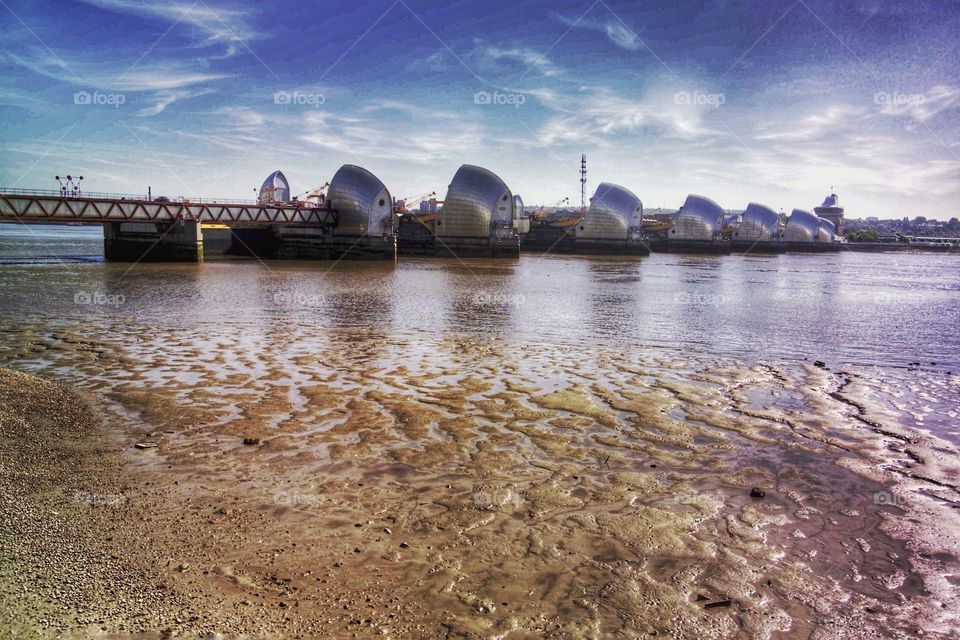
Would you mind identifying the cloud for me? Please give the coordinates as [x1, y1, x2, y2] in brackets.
[479, 45, 560, 77]
[137, 88, 214, 116]
[755, 105, 867, 142]
[300, 106, 484, 163]
[877, 85, 960, 124]
[5, 50, 229, 92]
[78, 0, 256, 57]
[554, 13, 643, 51]
[526, 84, 723, 147]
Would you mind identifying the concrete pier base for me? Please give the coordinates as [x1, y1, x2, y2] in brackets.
[783, 242, 842, 253]
[273, 227, 396, 260]
[648, 239, 732, 254]
[397, 218, 436, 255]
[730, 241, 786, 254]
[103, 221, 203, 262]
[574, 238, 651, 256]
[434, 236, 520, 258]
[521, 226, 575, 253]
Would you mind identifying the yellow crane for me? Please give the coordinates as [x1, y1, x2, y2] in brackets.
[396, 191, 437, 213]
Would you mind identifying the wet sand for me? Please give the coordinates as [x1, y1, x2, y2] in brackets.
[1, 324, 958, 639]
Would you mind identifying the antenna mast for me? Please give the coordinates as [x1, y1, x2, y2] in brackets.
[580, 153, 587, 211]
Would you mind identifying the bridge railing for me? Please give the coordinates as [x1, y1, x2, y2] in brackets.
[0, 187, 150, 200]
[0, 187, 266, 206]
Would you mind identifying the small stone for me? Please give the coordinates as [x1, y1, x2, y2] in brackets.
[750, 487, 766, 499]
[134, 442, 158, 449]
[813, 361, 827, 369]
[242, 437, 260, 446]
[705, 599, 732, 609]
[399, 543, 409, 549]
[383, 527, 391, 534]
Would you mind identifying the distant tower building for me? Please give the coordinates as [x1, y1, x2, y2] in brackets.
[814, 189, 845, 236]
[580, 154, 587, 211]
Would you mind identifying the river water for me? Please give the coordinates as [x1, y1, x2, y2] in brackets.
[1, 222, 958, 638]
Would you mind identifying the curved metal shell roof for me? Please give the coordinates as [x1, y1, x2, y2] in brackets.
[513, 194, 525, 219]
[326, 165, 394, 236]
[735, 202, 781, 242]
[258, 170, 290, 204]
[576, 182, 642, 241]
[784, 209, 820, 242]
[816, 217, 836, 242]
[437, 165, 513, 238]
[672, 194, 724, 241]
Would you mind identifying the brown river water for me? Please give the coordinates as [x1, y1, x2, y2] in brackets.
[0, 224, 959, 638]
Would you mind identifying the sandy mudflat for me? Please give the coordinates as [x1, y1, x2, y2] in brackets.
[0, 369, 288, 638]
[0, 337, 958, 639]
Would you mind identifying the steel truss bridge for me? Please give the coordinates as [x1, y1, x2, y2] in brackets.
[0, 189, 339, 228]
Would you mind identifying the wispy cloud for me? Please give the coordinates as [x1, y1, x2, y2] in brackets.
[300, 106, 484, 163]
[137, 87, 215, 116]
[78, 0, 256, 57]
[878, 84, 960, 124]
[526, 84, 722, 147]
[480, 44, 560, 77]
[554, 13, 643, 51]
[4, 50, 229, 92]
[755, 105, 867, 142]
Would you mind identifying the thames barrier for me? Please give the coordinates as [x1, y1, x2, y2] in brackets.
[1, 162, 956, 261]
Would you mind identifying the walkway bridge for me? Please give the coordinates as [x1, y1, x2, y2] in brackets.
[0, 189, 394, 261]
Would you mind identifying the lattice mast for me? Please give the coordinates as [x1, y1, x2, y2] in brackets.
[580, 154, 587, 212]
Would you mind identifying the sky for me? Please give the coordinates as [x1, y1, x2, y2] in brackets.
[0, 0, 958, 219]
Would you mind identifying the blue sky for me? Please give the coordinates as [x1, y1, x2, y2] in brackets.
[1, 0, 958, 218]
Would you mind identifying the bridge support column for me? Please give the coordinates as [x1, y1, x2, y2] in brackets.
[103, 221, 204, 262]
[272, 227, 396, 260]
